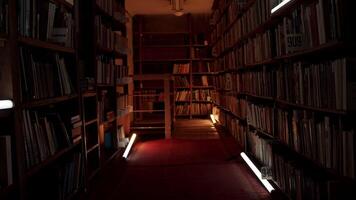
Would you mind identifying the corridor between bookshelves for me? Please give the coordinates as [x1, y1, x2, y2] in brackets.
[87, 119, 274, 200]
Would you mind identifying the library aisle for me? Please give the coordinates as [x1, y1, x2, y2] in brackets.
[87, 120, 272, 200]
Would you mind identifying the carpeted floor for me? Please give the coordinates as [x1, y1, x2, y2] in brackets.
[87, 120, 272, 200]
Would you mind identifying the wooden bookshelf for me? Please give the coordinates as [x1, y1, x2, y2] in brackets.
[0, 0, 87, 199]
[21, 94, 79, 108]
[78, 0, 131, 186]
[210, 0, 356, 198]
[133, 14, 214, 121]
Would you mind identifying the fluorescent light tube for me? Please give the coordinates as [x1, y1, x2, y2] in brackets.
[240, 152, 275, 193]
[0, 100, 14, 110]
[123, 133, 137, 159]
[271, 0, 292, 14]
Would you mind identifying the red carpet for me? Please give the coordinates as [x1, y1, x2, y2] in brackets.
[87, 120, 271, 200]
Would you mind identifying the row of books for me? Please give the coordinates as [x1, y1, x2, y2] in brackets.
[211, 0, 247, 44]
[215, 58, 356, 111]
[18, 0, 74, 47]
[98, 90, 115, 123]
[70, 115, 82, 143]
[247, 130, 273, 169]
[272, 148, 352, 200]
[58, 153, 83, 199]
[173, 63, 190, 74]
[214, 47, 244, 71]
[192, 61, 213, 73]
[103, 126, 128, 150]
[22, 110, 73, 169]
[20, 47, 74, 100]
[214, 73, 233, 91]
[219, 95, 247, 118]
[192, 75, 211, 87]
[213, 0, 344, 58]
[247, 103, 274, 134]
[96, 55, 115, 85]
[212, 0, 270, 55]
[242, 68, 274, 97]
[116, 59, 128, 79]
[0, 0, 8, 34]
[191, 103, 212, 115]
[117, 94, 128, 115]
[174, 76, 189, 87]
[274, 1, 342, 56]
[175, 103, 212, 115]
[276, 58, 356, 111]
[0, 135, 13, 189]
[244, 30, 274, 65]
[175, 91, 190, 101]
[175, 104, 190, 115]
[192, 89, 211, 101]
[96, 0, 125, 22]
[228, 117, 246, 149]
[276, 109, 355, 179]
[95, 16, 119, 50]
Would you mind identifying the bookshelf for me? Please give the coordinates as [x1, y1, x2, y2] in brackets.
[0, 0, 131, 199]
[210, 0, 356, 198]
[0, 0, 87, 199]
[133, 14, 215, 120]
[78, 0, 131, 185]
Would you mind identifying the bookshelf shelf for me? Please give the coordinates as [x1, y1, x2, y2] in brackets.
[192, 72, 216, 75]
[192, 86, 215, 89]
[245, 93, 274, 102]
[133, 109, 165, 113]
[135, 58, 192, 63]
[141, 44, 191, 48]
[248, 125, 274, 139]
[275, 41, 345, 61]
[18, 37, 75, 54]
[85, 119, 98, 126]
[276, 99, 348, 115]
[21, 94, 78, 108]
[26, 139, 82, 177]
[211, 0, 356, 198]
[82, 91, 97, 97]
[87, 144, 100, 154]
[134, 31, 190, 35]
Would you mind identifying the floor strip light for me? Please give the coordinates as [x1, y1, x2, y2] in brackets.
[0, 100, 14, 110]
[271, 0, 292, 14]
[210, 114, 216, 124]
[240, 152, 275, 193]
[123, 133, 137, 159]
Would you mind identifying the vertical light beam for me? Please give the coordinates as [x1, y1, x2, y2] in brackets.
[123, 133, 137, 159]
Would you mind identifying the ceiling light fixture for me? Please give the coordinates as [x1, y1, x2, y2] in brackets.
[171, 0, 184, 16]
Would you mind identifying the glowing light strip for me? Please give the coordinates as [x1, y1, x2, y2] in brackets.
[271, 0, 292, 13]
[0, 100, 14, 110]
[210, 114, 216, 124]
[240, 152, 275, 193]
[123, 133, 137, 158]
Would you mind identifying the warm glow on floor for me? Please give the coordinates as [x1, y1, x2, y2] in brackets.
[210, 114, 216, 124]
